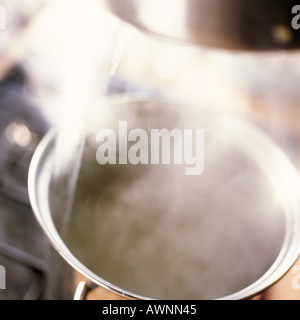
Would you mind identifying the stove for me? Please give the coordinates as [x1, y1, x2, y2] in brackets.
[0, 1, 299, 300]
[0, 61, 149, 300]
[0, 66, 50, 300]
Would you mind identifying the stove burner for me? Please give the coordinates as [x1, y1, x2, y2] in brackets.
[0, 64, 147, 299]
[0, 66, 50, 300]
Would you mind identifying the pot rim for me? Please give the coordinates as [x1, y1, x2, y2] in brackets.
[100, 0, 300, 51]
[28, 97, 300, 300]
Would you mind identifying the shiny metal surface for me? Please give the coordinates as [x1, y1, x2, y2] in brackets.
[100, 0, 300, 50]
[28, 97, 300, 300]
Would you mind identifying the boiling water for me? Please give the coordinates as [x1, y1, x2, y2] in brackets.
[30, 1, 285, 299]
[50, 101, 286, 300]
[46, 1, 133, 234]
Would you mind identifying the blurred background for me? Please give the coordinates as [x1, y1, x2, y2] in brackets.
[0, 0, 300, 299]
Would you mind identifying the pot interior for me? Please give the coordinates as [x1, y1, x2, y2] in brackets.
[32, 98, 300, 299]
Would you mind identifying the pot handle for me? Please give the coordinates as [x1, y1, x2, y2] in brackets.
[74, 280, 98, 300]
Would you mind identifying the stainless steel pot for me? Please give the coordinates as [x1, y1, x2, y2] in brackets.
[28, 97, 300, 300]
[100, 0, 300, 50]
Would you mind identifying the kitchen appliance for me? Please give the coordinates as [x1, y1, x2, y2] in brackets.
[28, 96, 300, 300]
[26, 0, 300, 299]
[100, 0, 300, 50]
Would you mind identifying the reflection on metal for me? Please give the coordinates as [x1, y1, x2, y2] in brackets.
[0, 265, 5, 290]
[101, 0, 300, 50]
[5, 122, 33, 149]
